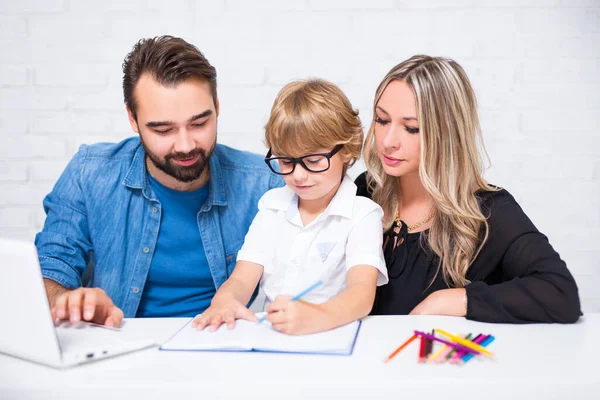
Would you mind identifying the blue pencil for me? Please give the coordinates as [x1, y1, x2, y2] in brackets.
[257, 280, 323, 323]
[460, 335, 495, 364]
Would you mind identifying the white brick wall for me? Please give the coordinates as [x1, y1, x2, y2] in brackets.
[1, 0, 599, 312]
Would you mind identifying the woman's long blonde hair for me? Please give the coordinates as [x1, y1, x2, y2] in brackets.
[363, 55, 498, 288]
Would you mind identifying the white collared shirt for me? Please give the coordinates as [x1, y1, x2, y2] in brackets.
[236, 175, 388, 310]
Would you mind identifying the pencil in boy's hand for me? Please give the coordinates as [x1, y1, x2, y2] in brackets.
[257, 280, 324, 323]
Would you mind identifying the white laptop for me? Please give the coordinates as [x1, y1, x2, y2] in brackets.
[0, 238, 156, 368]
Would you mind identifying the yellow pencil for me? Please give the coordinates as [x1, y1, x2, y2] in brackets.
[428, 333, 466, 363]
[435, 328, 495, 357]
[428, 341, 449, 362]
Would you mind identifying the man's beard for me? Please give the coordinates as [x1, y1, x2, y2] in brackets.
[141, 138, 216, 183]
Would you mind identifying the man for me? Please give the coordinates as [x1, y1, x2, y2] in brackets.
[36, 36, 282, 327]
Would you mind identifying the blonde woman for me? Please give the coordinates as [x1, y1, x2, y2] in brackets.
[356, 55, 581, 323]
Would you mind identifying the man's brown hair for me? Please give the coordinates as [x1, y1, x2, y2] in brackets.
[122, 35, 217, 119]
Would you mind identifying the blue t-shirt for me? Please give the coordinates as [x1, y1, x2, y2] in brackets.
[136, 174, 215, 317]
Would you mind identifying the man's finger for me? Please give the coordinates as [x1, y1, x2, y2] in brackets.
[104, 317, 115, 328]
[82, 289, 97, 321]
[107, 306, 124, 328]
[53, 292, 69, 320]
[67, 289, 84, 323]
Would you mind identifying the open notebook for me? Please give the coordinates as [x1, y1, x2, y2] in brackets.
[159, 315, 361, 356]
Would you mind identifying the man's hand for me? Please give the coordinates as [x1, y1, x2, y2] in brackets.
[192, 295, 257, 332]
[50, 286, 124, 328]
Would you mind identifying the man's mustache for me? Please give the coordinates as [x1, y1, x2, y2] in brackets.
[165, 148, 206, 162]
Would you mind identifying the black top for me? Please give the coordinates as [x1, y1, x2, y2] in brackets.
[355, 172, 582, 324]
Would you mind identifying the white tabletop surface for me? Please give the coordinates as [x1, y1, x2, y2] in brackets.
[1, 314, 599, 400]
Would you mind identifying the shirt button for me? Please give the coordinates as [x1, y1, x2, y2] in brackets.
[151, 207, 158, 213]
[143, 247, 150, 253]
[132, 287, 140, 294]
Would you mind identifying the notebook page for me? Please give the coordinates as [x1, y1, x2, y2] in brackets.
[160, 319, 257, 351]
[251, 320, 360, 355]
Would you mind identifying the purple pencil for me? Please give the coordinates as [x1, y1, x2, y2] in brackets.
[450, 334, 488, 364]
[414, 331, 480, 355]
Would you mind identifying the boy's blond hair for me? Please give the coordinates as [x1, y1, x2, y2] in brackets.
[265, 79, 363, 175]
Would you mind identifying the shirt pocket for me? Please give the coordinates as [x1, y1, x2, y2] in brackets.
[312, 240, 346, 276]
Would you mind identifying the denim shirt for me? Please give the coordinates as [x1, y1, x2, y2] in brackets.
[35, 137, 283, 317]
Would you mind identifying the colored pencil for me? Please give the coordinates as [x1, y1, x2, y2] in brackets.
[257, 280, 323, 323]
[429, 333, 469, 363]
[384, 334, 418, 363]
[444, 333, 473, 362]
[423, 329, 435, 362]
[435, 328, 495, 357]
[460, 336, 496, 365]
[445, 333, 473, 361]
[450, 334, 486, 364]
[418, 335, 426, 363]
[384, 334, 418, 362]
[448, 333, 481, 363]
[414, 331, 479, 355]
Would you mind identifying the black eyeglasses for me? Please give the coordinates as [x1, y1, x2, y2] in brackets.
[264, 144, 344, 176]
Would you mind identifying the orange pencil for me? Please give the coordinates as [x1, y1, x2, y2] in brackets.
[384, 334, 418, 363]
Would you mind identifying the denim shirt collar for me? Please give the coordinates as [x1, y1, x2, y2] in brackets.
[122, 144, 227, 209]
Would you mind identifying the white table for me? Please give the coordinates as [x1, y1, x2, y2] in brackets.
[1, 315, 599, 400]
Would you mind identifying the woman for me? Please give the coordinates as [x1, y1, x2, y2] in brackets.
[356, 55, 581, 323]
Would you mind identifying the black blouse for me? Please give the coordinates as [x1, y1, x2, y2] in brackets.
[355, 172, 582, 324]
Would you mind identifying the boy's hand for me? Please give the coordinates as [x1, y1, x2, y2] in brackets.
[265, 295, 327, 335]
[192, 296, 257, 332]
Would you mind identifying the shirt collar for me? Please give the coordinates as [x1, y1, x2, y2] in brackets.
[122, 142, 227, 209]
[263, 174, 357, 220]
[325, 175, 357, 219]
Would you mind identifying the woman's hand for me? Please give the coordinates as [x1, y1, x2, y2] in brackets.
[409, 288, 467, 317]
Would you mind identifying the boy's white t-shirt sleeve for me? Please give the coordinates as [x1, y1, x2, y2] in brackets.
[236, 199, 270, 267]
[345, 203, 389, 286]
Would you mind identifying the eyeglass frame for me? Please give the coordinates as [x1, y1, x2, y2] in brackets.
[264, 144, 344, 175]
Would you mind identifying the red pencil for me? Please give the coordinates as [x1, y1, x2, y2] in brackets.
[418, 334, 426, 363]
